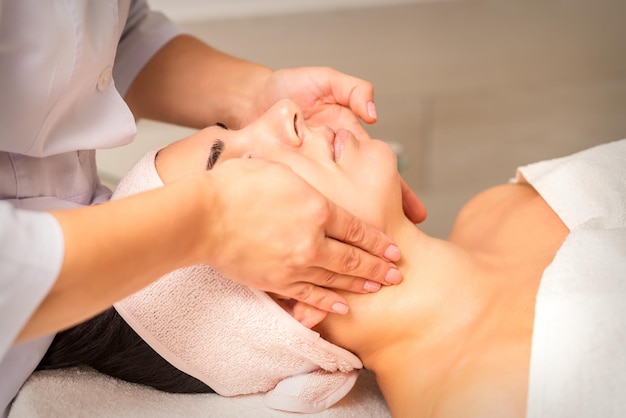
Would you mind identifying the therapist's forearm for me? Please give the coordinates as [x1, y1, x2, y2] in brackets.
[16, 177, 215, 342]
[125, 34, 272, 130]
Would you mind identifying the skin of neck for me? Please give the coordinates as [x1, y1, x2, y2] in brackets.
[314, 191, 548, 417]
[318, 216, 493, 396]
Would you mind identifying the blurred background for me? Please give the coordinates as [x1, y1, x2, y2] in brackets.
[97, 0, 626, 238]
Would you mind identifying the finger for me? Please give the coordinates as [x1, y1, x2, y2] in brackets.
[292, 301, 328, 329]
[324, 68, 377, 124]
[297, 267, 384, 293]
[401, 178, 427, 223]
[266, 293, 327, 328]
[317, 238, 402, 285]
[340, 112, 370, 141]
[287, 282, 350, 315]
[315, 107, 371, 141]
[325, 201, 401, 262]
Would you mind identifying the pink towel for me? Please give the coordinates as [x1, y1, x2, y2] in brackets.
[111, 151, 363, 414]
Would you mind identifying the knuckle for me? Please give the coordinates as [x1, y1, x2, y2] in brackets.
[292, 283, 315, 303]
[341, 247, 361, 272]
[311, 197, 331, 224]
[344, 217, 365, 243]
[293, 238, 318, 265]
[320, 270, 336, 286]
[369, 261, 383, 281]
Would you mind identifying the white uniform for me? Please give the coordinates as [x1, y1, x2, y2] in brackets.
[0, 1, 180, 414]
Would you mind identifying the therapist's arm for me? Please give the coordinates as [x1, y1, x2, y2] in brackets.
[124, 35, 270, 130]
[16, 160, 399, 342]
[123, 35, 381, 134]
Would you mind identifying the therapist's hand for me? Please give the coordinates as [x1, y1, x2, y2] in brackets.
[242, 66, 376, 141]
[401, 179, 427, 224]
[202, 158, 402, 316]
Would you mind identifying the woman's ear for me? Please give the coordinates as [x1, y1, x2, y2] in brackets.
[292, 301, 328, 329]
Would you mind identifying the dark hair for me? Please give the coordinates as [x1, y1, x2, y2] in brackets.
[37, 307, 215, 394]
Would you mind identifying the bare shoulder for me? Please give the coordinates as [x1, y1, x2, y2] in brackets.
[449, 183, 568, 259]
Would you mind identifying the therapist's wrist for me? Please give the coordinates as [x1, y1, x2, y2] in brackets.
[166, 173, 222, 268]
[219, 64, 273, 130]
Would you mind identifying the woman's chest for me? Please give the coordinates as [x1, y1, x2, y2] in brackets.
[450, 183, 569, 267]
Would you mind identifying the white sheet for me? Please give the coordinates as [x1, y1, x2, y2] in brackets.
[517, 139, 626, 417]
[8, 368, 389, 417]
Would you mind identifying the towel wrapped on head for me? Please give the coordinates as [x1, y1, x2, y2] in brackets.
[111, 150, 363, 414]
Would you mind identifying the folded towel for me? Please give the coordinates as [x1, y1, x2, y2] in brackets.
[515, 139, 626, 417]
[516, 139, 626, 231]
[8, 367, 389, 418]
[110, 151, 363, 414]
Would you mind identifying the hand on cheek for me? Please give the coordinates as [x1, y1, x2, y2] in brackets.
[200, 158, 402, 315]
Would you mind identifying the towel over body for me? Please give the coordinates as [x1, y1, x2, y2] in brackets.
[515, 139, 626, 418]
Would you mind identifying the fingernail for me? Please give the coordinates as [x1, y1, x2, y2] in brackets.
[367, 101, 377, 119]
[384, 244, 401, 261]
[331, 302, 349, 315]
[364, 280, 382, 293]
[385, 267, 402, 285]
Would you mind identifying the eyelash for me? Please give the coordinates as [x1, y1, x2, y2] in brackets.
[207, 139, 225, 170]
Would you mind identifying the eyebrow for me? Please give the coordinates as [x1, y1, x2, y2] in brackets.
[206, 139, 225, 170]
[206, 123, 228, 170]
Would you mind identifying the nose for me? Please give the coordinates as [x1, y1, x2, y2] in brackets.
[257, 99, 304, 147]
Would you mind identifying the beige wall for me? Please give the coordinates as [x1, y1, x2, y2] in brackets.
[147, 0, 451, 21]
[99, 0, 626, 238]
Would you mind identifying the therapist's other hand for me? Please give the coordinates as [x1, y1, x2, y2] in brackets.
[243, 67, 376, 140]
[202, 158, 402, 315]
[401, 179, 427, 224]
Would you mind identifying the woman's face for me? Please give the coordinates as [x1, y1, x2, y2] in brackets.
[156, 99, 404, 230]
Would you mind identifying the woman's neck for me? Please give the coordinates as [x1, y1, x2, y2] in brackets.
[367, 218, 506, 408]
[318, 217, 498, 409]
[316, 184, 569, 417]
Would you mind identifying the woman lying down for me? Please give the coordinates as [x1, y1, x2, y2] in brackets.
[37, 99, 626, 418]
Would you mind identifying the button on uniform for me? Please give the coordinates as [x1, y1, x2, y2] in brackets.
[96, 67, 113, 92]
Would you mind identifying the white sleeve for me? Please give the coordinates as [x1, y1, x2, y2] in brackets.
[113, 0, 183, 96]
[0, 202, 64, 360]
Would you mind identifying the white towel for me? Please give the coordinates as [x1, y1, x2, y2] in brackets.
[8, 367, 389, 418]
[515, 139, 626, 417]
[110, 151, 364, 414]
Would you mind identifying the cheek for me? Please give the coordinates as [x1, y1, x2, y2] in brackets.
[344, 148, 403, 228]
[354, 173, 401, 230]
[301, 166, 400, 231]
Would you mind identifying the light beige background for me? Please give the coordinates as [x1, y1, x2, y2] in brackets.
[98, 0, 626, 238]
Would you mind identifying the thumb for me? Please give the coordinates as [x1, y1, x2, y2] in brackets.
[326, 68, 377, 124]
